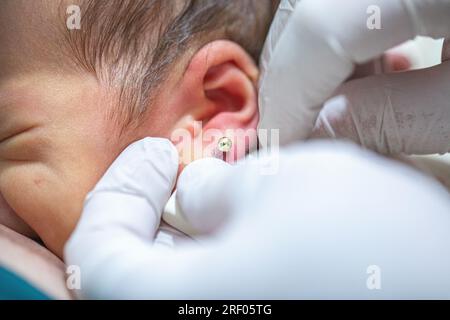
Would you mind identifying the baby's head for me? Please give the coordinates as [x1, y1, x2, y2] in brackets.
[0, 0, 277, 256]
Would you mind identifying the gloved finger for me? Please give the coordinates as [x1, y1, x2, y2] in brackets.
[78, 138, 179, 240]
[174, 158, 234, 237]
[311, 61, 450, 155]
[259, 0, 450, 145]
[259, 0, 299, 75]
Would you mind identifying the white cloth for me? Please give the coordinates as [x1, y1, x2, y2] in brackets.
[65, 138, 450, 299]
[259, 0, 450, 149]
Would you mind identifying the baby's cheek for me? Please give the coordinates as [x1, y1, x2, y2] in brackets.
[0, 162, 56, 219]
[0, 162, 73, 251]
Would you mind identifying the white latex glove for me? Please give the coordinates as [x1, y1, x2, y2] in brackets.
[65, 138, 179, 298]
[174, 142, 450, 300]
[259, 0, 450, 147]
[311, 61, 450, 155]
[66, 137, 450, 299]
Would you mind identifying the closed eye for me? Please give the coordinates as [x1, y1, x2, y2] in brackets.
[0, 125, 49, 162]
[0, 125, 40, 144]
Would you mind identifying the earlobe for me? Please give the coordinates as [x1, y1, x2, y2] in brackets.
[169, 40, 260, 166]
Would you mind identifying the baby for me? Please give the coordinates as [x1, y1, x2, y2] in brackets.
[0, 0, 278, 257]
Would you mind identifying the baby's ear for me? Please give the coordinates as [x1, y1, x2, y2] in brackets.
[167, 40, 259, 167]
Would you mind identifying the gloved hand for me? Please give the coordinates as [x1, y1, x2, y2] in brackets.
[65, 137, 450, 299]
[311, 60, 450, 155]
[65, 138, 179, 297]
[259, 0, 450, 149]
[173, 142, 450, 299]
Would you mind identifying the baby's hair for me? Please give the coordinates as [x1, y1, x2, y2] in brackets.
[62, 0, 278, 130]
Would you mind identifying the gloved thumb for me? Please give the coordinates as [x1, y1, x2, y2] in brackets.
[87, 138, 179, 216]
[76, 138, 179, 242]
[174, 158, 233, 237]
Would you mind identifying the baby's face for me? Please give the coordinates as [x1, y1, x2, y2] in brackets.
[0, 0, 262, 257]
[0, 1, 138, 255]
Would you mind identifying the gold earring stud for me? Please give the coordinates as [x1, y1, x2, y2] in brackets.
[218, 137, 232, 153]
